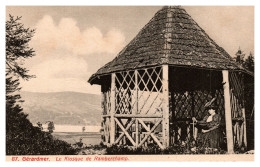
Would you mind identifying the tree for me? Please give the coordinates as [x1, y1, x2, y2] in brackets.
[37, 122, 43, 130]
[6, 15, 36, 154]
[82, 126, 86, 132]
[6, 15, 35, 136]
[47, 121, 55, 133]
[6, 15, 35, 122]
[235, 48, 245, 65]
[244, 52, 254, 73]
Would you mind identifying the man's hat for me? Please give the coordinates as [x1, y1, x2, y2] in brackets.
[204, 97, 217, 109]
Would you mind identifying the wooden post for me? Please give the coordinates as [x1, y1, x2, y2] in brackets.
[162, 65, 170, 148]
[110, 73, 116, 144]
[135, 70, 139, 147]
[222, 70, 234, 153]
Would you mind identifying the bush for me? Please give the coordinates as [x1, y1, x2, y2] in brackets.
[6, 105, 78, 155]
[84, 142, 107, 150]
[106, 141, 227, 155]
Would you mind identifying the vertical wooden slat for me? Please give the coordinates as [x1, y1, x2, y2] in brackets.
[162, 65, 170, 148]
[110, 73, 116, 144]
[242, 108, 247, 148]
[178, 128, 181, 140]
[222, 70, 234, 153]
[136, 119, 139, 147]
[241, 73, 247, 149]
[194, 127, 198, 140]
[187, 123, 190, 139]
[103, 117, 110, 144]
[239, 121, 244, 147]
[191, 91, 196, 140]
[101, 87, 106, 144]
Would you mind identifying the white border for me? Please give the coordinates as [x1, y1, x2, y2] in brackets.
[0, 0, 258, 167]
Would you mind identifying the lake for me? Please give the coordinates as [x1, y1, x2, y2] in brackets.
[52, 132, 101, 146]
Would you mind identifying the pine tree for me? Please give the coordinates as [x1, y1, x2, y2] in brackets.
[235, 47, 245, 65]
[244, 52, 254, 73]
[6, 15, 35, 80]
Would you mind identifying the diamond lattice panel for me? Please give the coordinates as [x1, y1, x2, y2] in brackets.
[115, 71, 135, 114]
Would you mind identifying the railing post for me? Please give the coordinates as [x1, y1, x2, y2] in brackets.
[222, 70, 234, 153]
[110, 73, 116, 144]
[162, 65, 170, 148]
[101, 86, 105, 144]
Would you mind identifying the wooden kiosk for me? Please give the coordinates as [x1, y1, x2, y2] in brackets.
[88, 6, 252, 153]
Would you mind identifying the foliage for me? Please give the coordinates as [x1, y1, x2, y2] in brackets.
[6, 15, 77, 155]
[106, 141, 227, 155]
[84, 142, 107, 150]
[78, 143, 107, 155]
[6, 120, 77, 155]
[6, 15, 35, 80]
[234, 49, 254, 73]
[37, 122, 43, 130]
[73, 138, 84, 148]
[244, 52, 254, 73]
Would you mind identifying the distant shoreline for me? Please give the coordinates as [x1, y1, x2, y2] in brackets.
[34, 124, 101, 133]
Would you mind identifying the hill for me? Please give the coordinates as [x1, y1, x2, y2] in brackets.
[20, 91, 101, 126]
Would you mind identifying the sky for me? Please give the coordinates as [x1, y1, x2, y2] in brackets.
[5, 6, 254, 95]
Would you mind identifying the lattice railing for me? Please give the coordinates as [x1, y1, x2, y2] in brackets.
[113, 117, 164, 149]
[229, 72, 244, 118]
[229, 72, 246, 148]
[100, 67, 165, 148]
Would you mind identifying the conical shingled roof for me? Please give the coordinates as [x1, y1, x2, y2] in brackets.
[89, 6, 246, 84]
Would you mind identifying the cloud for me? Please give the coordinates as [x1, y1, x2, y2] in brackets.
[31, 15, 125, 56]
[21, 15, 125, 94]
